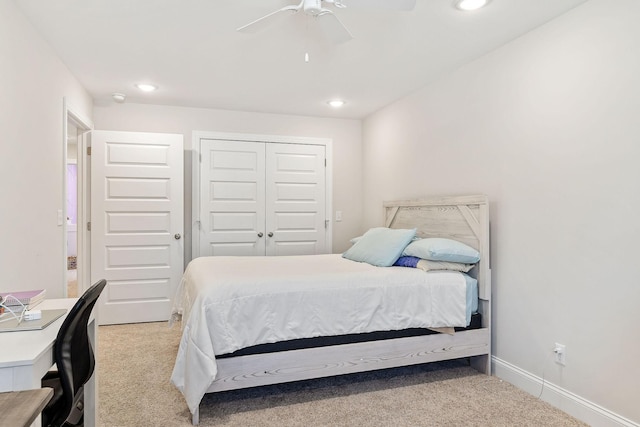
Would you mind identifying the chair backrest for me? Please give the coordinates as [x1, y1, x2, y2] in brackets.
[53, 279, 106, 426]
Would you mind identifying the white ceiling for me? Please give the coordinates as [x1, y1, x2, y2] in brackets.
[16, 0, 588, 119]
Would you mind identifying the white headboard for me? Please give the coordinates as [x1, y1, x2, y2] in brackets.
[384, 195, 491, 302]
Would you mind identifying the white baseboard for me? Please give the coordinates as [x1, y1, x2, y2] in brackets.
[492, 357, 638, 427]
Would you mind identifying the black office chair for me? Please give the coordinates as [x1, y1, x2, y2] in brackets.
[42, 279, 107, 427]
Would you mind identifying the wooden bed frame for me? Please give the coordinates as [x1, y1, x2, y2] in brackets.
[190, 195, 491, 425]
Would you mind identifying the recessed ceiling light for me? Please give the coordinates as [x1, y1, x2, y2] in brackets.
[135, 83, 158, 92]
[327, 99, 346, 108]
[454, 0, 489, 11]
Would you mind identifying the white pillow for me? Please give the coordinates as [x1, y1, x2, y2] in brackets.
[403, 238, 480, 264]
[342, 227, 416, 267]
[416, 259, 474, 272]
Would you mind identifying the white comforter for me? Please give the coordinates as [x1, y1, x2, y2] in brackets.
[170, 254, 469, 414]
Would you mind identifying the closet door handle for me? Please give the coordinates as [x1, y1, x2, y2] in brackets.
[268, 232, 274, 238]
[174, 233, 181, 240]
[257, 232, 264, 238]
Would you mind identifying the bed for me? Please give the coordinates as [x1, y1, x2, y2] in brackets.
[171, 195, 491, 425]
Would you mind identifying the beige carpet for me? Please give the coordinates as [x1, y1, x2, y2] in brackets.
[67, 268, 78, 298]
[98, 322, 588, 427]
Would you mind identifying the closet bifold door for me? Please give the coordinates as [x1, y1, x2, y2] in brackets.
[199, 139, 266, 256]
[198, 139, 327, 257]
[265, 143, 326, 256]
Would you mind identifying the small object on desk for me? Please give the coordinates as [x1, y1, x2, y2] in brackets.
[24, 309, 42, 321]
[0, 388, 54, 427]
[0, 309, 67, 332]
[0, 289, 46, 310]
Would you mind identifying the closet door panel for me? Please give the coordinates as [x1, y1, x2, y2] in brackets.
[265, 143, 327, 256]
[199, 140, 266, 256]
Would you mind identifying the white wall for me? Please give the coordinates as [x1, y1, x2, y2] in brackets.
[0, 0, 92, 298]
[362, 0, 639, 424]
[92, 103, 363, 261]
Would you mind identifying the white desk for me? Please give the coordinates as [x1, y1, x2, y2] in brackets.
[0, 299, 97, 427]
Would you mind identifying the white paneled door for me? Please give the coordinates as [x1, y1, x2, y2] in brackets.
[199, 140, 266, 256]
[91, 131, 183, 325]
[266, 143, 326, 255]
[198, 139, 327, 256]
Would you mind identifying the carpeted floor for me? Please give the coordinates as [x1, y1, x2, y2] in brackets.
[97, 322, 588, 427]
[67, 268, 78, 298]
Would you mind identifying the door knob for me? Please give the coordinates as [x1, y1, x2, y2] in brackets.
[257, 232, 264, 238]
[174, 233, 181, 240]
[268, 232, 273, 237]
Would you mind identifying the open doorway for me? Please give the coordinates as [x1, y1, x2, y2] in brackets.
[66, 120, 79, 297]
[64, 99, 92, 298]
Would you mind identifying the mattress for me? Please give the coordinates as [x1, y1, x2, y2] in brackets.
[218, 312, 482, 358]
[170, 254, 478, 413]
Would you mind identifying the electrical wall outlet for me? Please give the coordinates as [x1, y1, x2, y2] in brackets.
[554, 343, 566, 365]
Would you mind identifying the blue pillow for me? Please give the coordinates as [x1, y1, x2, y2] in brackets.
[393, 256, 421, 268]
[402, 238, 480, 264]
[342, 227, 416, 267]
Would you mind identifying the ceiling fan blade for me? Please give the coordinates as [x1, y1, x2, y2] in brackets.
[317, 10, 353, 44]
[237, 5, 300, 33]
[337, 0, 416, 10]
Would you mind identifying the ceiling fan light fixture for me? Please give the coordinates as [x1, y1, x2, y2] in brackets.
[135, 83, 158, 92]
[327, 99, 346, 108]
[454, 0, 490, 11]
[303, 0, 323, 16]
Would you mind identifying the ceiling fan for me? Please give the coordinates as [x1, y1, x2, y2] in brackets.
[237, 0, 417, 44]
